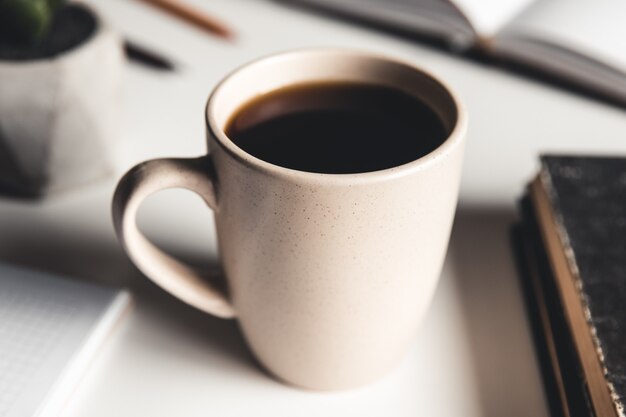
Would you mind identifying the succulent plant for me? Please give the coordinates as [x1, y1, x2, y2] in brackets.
[0, 0, 67, 45]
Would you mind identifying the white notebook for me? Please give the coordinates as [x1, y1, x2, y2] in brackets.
[0, 263, 131, 417]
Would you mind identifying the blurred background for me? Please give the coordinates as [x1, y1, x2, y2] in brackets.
[0, 1, 624, 416]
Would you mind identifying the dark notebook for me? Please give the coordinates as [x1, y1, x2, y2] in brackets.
[512, 155, 626, 417]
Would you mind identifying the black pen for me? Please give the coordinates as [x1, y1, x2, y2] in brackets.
[124, 40, 176, 72]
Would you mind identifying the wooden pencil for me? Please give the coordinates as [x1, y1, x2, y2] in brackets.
[137, 0, 234, 40]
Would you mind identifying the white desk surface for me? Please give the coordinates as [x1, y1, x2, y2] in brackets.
[1, 0, 625, 416]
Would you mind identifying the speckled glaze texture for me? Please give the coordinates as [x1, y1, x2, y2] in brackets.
[112, 49, 467, 390]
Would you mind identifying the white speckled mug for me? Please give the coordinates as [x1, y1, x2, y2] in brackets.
[112, 49, 467, 390]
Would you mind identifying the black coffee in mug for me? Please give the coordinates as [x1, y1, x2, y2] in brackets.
[225, 82, 447, 174]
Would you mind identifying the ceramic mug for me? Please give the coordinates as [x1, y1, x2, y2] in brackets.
[112, 49, 467, 390]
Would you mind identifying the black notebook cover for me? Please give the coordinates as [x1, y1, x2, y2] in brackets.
[514, 155, 626, 417]
[543, 156, 626, 411]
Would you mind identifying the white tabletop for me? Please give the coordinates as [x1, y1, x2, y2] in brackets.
[2, 0, 625, 416]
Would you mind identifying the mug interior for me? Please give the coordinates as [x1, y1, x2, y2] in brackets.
[207, 49, 462, 176]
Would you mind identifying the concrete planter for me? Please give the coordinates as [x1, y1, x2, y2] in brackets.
[0, 4, 123, 196]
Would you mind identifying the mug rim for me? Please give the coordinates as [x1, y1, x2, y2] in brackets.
[205, 48, 467, 184]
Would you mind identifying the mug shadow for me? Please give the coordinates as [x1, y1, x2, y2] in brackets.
[131, 267, 262, 379]
[447, 205, 547, 417]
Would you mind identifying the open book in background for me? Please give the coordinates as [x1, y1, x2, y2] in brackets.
[278, 0, 626, 106]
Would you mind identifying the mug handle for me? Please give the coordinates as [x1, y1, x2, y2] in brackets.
[112, 156, 236, 319]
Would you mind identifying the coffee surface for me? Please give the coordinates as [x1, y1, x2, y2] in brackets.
[225, 82, 447, 174]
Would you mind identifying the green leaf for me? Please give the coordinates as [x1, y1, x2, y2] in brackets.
[0, 0, 54, 44]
